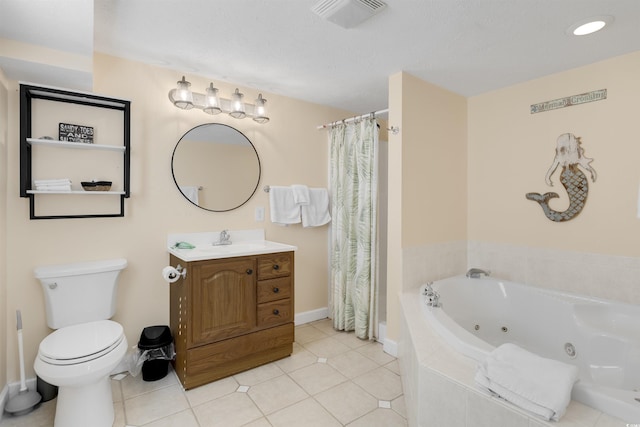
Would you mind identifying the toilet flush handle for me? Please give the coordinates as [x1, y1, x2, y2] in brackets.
[49, 282, 58, 290]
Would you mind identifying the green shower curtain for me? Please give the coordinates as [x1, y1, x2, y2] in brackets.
[329, 118, 378, 340]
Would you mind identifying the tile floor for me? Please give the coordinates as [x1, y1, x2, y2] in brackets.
[0, 319, 407, 427]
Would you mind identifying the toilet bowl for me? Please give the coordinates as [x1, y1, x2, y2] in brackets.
[33, 258, 127, 427]
[34, 321, 127, 426]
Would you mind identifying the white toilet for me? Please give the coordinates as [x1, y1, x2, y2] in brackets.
[33, 258, 128, 427]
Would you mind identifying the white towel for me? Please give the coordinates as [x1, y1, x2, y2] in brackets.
[34, 178, 71, 186]
[269, 186, 301, 224]
[179, 186, 199, 205]
[301, 188, 331, 228]
[36, 185, 71, 191]
[291, 184, 310, 205]
[474, 343, 579, 421]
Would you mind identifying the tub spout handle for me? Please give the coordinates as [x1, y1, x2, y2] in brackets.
[423, 282, 441, 307]
[426, 291, 441, 308]
[466, 268, 491, 278]
[422, 281, 434, 295]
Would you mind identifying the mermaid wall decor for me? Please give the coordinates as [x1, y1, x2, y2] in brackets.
[526, 133, 597, 222]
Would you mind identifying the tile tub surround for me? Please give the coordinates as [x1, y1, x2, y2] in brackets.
[402, 240, 640, 308]
[0, 319, 407, 427]
[398, 288, 627, 427]
[403, 240, 468, 290]
[468, 241, 640, 306]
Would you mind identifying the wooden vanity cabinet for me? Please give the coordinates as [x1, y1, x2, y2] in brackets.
[170, 251, 294, 390]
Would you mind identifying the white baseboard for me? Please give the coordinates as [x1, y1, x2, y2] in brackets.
[1, 377, 38, 421]
[0, 383, 8, 422]
[377, 321, 398, 356]
[383, 338, 398, 357]
[377, 321, 387, 344]
[295, 307, 329, 325]
[6, 377, 37, 397]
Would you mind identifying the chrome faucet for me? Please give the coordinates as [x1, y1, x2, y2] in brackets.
[213, 229, 232, 246]
[423, 282, 441, 307]
[466, 268, 490, 279]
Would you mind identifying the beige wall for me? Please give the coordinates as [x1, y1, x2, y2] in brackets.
[0, 68, 8, 392]
[3, 53, 349, 382]
[0, 38, 92, 75]
[468, 51, 640, 256]
[387, 72, 468, 341]
[400, 74, 467, 246]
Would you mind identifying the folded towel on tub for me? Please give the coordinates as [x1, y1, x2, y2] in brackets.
[474, 343, 579, 421]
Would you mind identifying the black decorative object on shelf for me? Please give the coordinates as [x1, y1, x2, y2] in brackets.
[19, 84, 131, 219]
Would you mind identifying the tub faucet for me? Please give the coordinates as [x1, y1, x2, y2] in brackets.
[423, 282, 441, 308]
[466, 268, 490, 279]
[214, 229, 232, 246]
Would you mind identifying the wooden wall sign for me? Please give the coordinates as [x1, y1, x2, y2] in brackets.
[530, 89, 606, 114]
[59, 122, 94, 143]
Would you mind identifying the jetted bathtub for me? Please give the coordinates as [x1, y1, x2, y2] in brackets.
[420, 275, 640, 422]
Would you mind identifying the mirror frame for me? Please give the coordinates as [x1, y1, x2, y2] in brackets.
[171, 123, 261, 212]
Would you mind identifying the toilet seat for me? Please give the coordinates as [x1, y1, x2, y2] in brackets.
[39, 320, 124, 366]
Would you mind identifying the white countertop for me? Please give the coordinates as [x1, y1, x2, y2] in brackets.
[167, 229, 297, 262]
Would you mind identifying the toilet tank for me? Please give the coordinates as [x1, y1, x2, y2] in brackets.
[34, 258, 127, 329]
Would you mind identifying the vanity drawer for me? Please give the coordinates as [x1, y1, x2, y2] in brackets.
[257, 253, 292, 280]
[257, 277, 291, 303]
[257, 299, 292, 328]
[183, 323, 294, 389]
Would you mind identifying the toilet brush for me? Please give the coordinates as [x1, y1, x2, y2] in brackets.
[4, 310, 42, 416]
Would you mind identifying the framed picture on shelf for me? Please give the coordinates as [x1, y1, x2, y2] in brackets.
[59, 123, 94, 143]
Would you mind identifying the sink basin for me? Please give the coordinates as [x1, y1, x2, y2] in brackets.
[197, 243, 267, 253]
[169, 240, 296, 262]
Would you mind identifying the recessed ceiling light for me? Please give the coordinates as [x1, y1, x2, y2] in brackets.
[574, 20, 606, 35]
[567, 16, 614, 36]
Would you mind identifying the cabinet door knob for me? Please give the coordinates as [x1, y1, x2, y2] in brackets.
[273, 287, 279, 293]
[246, 269, 253, 275]
[273, 309, 280, 315]
[273, 264, 280, 270]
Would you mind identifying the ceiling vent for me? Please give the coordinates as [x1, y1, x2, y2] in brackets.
[312, 0, 387, 29]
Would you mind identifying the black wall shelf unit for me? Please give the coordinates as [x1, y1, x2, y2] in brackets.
[19, 83, 131, 219]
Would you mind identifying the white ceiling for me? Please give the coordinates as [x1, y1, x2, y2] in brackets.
[2, 1, 640, 115]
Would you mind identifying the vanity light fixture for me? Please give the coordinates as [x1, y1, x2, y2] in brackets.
[168, 76, 269, 124]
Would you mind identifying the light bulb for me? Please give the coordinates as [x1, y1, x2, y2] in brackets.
[173, 76, 193, 110]
[229, 88, 246, 119]
[203, 83, 221, 115]
[253, 94, 269, 124]
[573, 20, 606, 35]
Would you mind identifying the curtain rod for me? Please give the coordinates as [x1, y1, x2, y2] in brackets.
[316, 108, 389, 130]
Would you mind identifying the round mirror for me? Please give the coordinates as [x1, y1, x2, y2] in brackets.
[171, 124, 261, 212]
